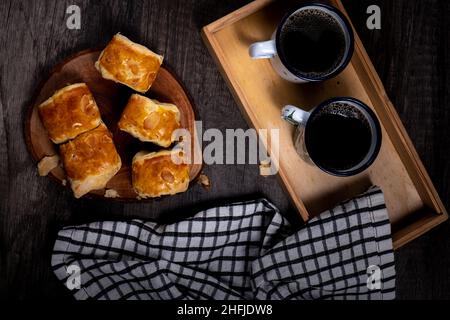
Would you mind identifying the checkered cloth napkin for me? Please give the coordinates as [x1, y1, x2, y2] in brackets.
[51, 186, 395, 300]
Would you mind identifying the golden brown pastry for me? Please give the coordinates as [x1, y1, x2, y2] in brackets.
[95, 33, 163, 93]
[132, 150, 189, 198]
[118, 94, 181, 147]
[59, 123, 122, 198]
[38, 83, 102, 144]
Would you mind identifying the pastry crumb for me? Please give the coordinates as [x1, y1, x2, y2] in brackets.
[37, 155, 60, 176]
[104, 189, 119, 198]
[259, 159, 273, 177]
[197, 173, 210, 189]
[61, 179, 67, 186]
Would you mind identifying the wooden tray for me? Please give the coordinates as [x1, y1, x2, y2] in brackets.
[25, 49, 202, 200]
[202, 0, 448, 248]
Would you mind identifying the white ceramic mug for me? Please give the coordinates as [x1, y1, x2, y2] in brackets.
[249, 3, 354, 83]
[281, 97, 382, 176]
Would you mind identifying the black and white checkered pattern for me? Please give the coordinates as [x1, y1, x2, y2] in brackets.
[51, 186, 395, 300]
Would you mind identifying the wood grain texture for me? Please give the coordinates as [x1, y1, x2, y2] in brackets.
[0, 0, 449, 300]
[343, 0, 450, 300]
[26, 49, 201, 200]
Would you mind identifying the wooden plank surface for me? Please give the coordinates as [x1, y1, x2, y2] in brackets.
[0, 0, 449, 300]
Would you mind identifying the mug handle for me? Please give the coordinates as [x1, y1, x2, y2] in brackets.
[249, 40, 277, 59]
[281, 105, 310, 126]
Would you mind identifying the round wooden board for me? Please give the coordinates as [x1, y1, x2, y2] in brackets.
[25, 49, 202, 201]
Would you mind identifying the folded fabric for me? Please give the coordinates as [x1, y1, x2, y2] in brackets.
[51, 186, 395, 300]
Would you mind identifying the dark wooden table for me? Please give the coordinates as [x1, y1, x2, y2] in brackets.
[0, 0, 449, 300]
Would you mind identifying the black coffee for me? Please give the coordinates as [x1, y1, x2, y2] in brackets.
[305, 103, 372, 172]
[279, 8, 346, 78]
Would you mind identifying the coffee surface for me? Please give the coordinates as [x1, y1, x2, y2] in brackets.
[279, 8, 346, 78]
[305, 103, 372, 172]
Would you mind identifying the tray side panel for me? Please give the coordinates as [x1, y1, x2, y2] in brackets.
[331, 0, 447, 217]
